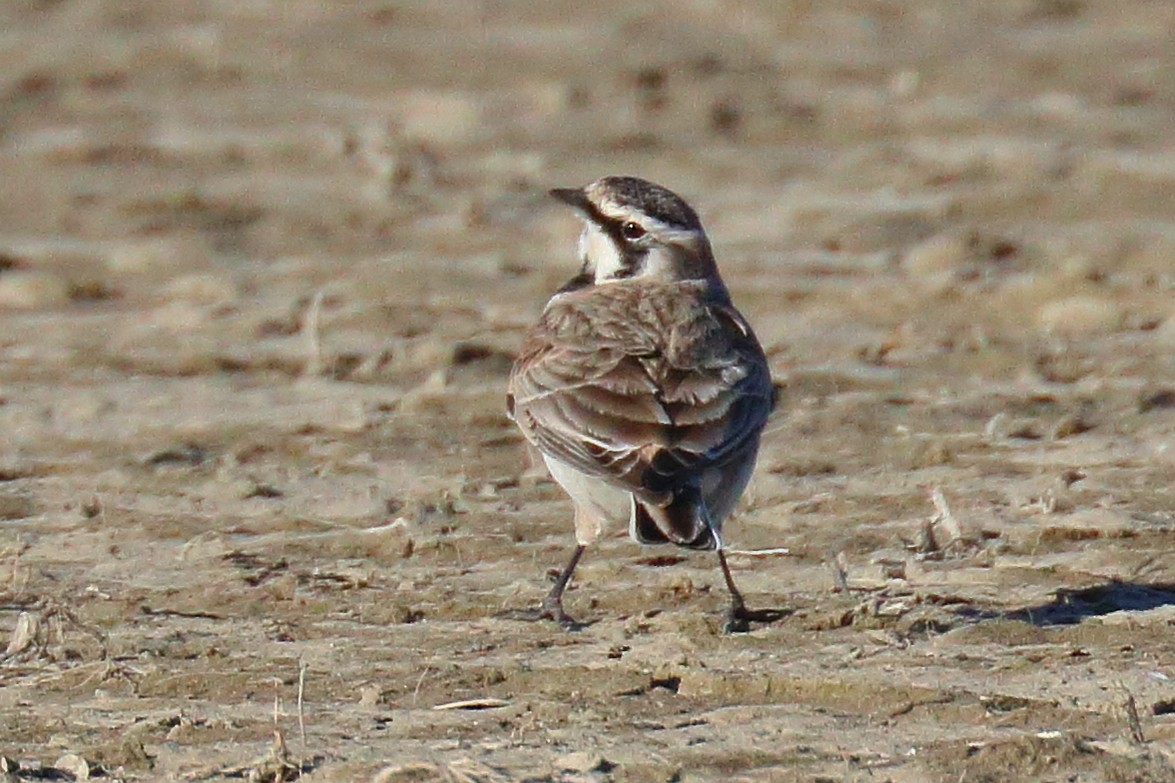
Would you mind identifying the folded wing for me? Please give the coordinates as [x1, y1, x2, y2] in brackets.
[508, 286, 774, 544]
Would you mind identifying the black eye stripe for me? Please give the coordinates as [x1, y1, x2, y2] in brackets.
[611, 259, 638, 279]
[577, 199, 611, 229]
[589, 216, 627, 250]
[609, 246, 647, 280]
[575, 200, 645, 247]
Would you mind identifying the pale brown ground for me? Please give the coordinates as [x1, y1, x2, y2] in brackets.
[1, 2, 1174, 781]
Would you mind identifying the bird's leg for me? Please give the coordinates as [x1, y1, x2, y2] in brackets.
[717, 549, 751, 633]
[499, 545, 587, 628]
[538, 544, 586, 630]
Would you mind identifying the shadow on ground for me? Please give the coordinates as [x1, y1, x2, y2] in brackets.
[966, 580, 1175, 627]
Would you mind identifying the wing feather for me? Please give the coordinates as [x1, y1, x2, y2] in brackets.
[508, 283, 772, 505]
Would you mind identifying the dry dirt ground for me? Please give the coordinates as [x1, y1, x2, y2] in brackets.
[1, 1, 1174, 781]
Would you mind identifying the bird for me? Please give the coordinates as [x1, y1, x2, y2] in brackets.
[506, 175, 776, 633]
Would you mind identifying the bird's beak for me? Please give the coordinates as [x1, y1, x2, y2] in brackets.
[549, 187, 592, 213]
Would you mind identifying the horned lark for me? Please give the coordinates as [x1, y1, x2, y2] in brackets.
[507, 176, 775, 633]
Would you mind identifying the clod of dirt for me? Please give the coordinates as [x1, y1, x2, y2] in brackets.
[1006, 419, 1044, 440]
[1138, 389, 1175, 413]
[243, 483, 284, 499]
[371, 759, 512, 783]
[54, 753, 92, 781]
[555, 751, 616, 774]
[445, 343, 514, 384]
[4, 612, 38, 656]
[634, 554, 686, 567]
[1050, 411, 1095, 440]
[0, 491, 35, 521]
[80, 495, 102, 518]
[162, 271, 238, 305]
[1155, 313, 1175, 346]
[241, 731, 301, 783]
[630, 66, 667, 110]
[0, 270, 71, 309]
[1039, 295, 1122, 336]
[1035, 349, 1095, 383]
[0, 756, 19, 783]
[89, 736, 152, 772]
[0, 462, 29, 481]
[144, 442, 208, 467]
[68, 279, 120, 302]
[710, 99, 742, 137]
[105, 236, 214, 275]
[0, 252, 27, 272]
[223, 551, 290, 586]
[901, 232, 971, 279]
[901, 230, 1022, 287]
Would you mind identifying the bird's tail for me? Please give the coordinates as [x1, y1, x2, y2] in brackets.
[630, 488, 718, 551]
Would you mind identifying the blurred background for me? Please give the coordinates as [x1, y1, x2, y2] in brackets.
[3, 2, 1175, 395]
[1, 1, 1173, 780]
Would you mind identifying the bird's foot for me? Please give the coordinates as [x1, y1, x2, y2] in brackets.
[722, 601, 752, 634]
[540, 595, 586, 631]
[498, 596, 585, 631]
[721, 601, 790, 634]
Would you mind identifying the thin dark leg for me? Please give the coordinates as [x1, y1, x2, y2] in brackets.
[497, 545, 588, 629]
[540, 545, 586, 630]
[718, 549, 751, 633]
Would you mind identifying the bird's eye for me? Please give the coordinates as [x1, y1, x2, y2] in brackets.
[620, 221, 646, 241]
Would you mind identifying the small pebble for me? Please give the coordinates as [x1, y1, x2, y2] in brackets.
[106, 236, 213, 275]
[1153, 312, 1175, 347]
[555, 751, 610, 773]
[162, 272, 238, 304]
[1039, 296, 1121, 336]
[0, 491, 35, 520]
[901, 232, 970, 278]
[0, 270, 70, 309]
[54, 754, 89, 782]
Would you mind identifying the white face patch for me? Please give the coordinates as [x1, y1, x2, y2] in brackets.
[570, 207, 713, 287]
[639, 244, 678, 279]
[579, 223, 627, 282]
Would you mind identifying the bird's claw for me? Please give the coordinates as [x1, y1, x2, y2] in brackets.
[498, 598, 585, 631]
[722, 602, 752, 634]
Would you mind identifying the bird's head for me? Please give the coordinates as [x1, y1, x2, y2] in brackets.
[550, 176, 722, 290]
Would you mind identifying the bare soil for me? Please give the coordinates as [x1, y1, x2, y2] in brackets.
[0, 2, 1173, 781]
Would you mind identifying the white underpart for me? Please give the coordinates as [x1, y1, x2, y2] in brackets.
[543, 455, 628, 545]
[543, 451, 756, 548]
